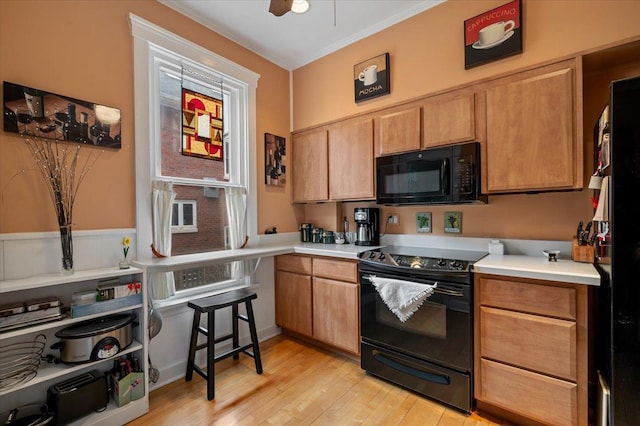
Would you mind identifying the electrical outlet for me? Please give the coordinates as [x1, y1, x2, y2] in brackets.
[390, 215, 398, 224]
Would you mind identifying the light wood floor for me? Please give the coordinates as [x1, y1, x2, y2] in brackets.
[128, 335, 509, 425]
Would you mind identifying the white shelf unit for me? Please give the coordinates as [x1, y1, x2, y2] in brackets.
[0, 267, 149, 424]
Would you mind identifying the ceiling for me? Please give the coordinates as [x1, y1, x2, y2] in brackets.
[158, 0, 446, 71]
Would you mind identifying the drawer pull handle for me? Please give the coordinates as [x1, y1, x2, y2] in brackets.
[373, 353, 451, 385]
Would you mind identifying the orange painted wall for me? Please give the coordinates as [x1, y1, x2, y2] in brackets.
[2, 1, 640, 240]
[292, 0, 640, 241]
[293, 0, 640, 129]
[0, 0, 295, 234]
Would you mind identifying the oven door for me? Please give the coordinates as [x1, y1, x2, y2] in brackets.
[376, 150, 450, 205]
[360, 271, 471, 372]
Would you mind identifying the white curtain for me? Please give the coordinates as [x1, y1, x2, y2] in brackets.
[151, 180, 176, 300]
[225, 186, 247, 278]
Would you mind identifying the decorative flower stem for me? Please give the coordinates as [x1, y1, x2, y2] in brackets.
[23, 136, 101, 274]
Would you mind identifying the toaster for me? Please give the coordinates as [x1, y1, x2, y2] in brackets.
[47, 369, 108, 425]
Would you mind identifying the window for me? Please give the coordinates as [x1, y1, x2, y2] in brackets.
[172, 200, 197, 233]
[130, 14, 259, 302]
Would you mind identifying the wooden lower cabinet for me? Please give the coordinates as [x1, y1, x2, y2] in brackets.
[275, 254, 360, 355]
[312, 277, 359, 354]
[275, 270, 312, 336]
[475, 273, 589, 426]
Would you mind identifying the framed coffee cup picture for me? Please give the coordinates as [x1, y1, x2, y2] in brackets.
[354, 53, 390, 103]
[464, 0, 522, 69]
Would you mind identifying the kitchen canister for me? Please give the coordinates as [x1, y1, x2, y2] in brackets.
[300, 223, 313, 242]
[311, 227, 324, 243]
[322, 231, 335, 244]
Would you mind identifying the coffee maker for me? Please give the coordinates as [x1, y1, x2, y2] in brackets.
[354, 207, 380, 246]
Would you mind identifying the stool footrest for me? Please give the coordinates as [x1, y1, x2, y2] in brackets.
[214, 343, 254, 363]
[192, 365, 208, 381]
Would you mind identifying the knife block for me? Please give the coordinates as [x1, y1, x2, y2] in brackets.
[572, 238, 595, 263]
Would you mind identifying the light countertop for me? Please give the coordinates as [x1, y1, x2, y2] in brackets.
[473, 254, 600, 286]
[136, 240, 600, 286]
[134, 242, 375, 272]
[291, 242, 381, 259]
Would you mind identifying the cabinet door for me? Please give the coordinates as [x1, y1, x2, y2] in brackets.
[312, 277, 359, 354]
[292, 129, 328, 202]
[275, 271, 312, 336]
[377, 106, 421, 155]
[328, 118, 374, 200]
[423, 92, 475, 148]
[485, 61, 580, 192]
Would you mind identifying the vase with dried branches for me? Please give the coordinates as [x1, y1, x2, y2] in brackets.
[24, 136, 101, 274]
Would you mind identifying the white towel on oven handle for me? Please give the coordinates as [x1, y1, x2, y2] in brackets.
[367, 275, 437, 323]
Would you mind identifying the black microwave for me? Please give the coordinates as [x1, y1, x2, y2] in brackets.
[376, 142, 486, 205]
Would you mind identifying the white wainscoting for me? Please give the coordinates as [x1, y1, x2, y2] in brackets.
[1, 228, 280, 393]
[0, 228, 137, 281]
[148, 256, 279, 390]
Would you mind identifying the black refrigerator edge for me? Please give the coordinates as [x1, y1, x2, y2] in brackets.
[595, 75, 640, 426]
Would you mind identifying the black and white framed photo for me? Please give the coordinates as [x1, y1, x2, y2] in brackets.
[264, 133, 286, 186]
[464, 0, 523, 69]
[354, 53, 390, 103]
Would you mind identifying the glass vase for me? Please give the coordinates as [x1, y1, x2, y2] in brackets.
[59, 225, 73, 274]
[119, 257, 130, 269]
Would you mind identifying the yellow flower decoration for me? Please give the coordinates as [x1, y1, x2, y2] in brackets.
[122, 236, 131, 258]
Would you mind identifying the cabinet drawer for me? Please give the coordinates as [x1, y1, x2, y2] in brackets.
[276, 254, 311, 275]
[313, 258, 357, 282]
[479, 358, 577, 426]
[480, 307, 576, 381]
[479, 276, 576, 320]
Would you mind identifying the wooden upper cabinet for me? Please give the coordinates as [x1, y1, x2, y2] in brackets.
[292, 129, 328, 202]
[377, 106, 421, 156]
[328, 118, 375, 200]
[423, 92, 476, 148]
[484, 60, 582, 193]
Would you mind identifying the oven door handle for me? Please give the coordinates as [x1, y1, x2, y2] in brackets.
[363, 275, 464, 298]
[373, 353, 451, 385]
[433, 288, 465, 297]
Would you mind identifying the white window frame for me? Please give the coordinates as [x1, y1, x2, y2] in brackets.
[172, 200, 197, 234]
[130, 14, 259, 265]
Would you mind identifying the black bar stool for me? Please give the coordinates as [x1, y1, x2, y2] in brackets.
[185, 288, 263, 400]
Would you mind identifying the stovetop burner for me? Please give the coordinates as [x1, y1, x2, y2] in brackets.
[358, 245, 488, 274]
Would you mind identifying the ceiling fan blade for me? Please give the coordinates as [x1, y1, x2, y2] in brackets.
[269, 0, 293, 17]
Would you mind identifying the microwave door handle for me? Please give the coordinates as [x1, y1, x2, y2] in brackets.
[441, 158, 450, 195]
